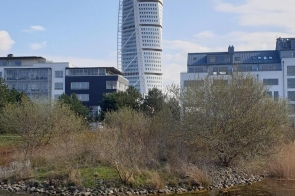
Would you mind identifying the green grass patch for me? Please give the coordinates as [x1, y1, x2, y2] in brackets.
[79, 165, 119, 187]
[0, 134, 21, 147]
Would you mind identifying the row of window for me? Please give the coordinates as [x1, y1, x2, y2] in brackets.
[144, 52, 161, 55]
[143, 43, 160, 47]
[145, 60, 161, 63]
[139, 8, 157, 11]
[142, 36, 160, 39]
[141, 32, 160, 35]
[205, 56, 274, 63]
[144, 56, 161, 60]
[145, 68, 161, 71]
[267, 91, 279, 99]
[139, 12, 157, 14]
[140, 19, 159, 22]
[254, 56, 273, 60]
[189, 65, 281, 73]
[141, 28, 159, 31]
[139, 3, 157, 7]
[142, 40, 160, 43]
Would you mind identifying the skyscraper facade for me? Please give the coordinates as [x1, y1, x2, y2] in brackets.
[118, 0, 163, 95]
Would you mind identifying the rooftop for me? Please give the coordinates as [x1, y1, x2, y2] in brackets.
[188, 49, 281, 66]
[0, 54, 46, 61]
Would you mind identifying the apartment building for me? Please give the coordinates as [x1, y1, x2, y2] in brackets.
[180, 37, 295, 106]
[0, 55, 128, 114]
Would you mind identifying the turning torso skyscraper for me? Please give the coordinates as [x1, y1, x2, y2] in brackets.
[118, 0, 163, 95]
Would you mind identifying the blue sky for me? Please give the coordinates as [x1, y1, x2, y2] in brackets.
[0, 0, 294, 85]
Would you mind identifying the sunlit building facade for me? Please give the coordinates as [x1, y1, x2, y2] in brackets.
[0, 54, 128, 116]
[118, 0, 163, 95]
[181, 37, 295, 107]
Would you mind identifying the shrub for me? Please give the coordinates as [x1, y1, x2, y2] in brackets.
[268, 142, 295, 179]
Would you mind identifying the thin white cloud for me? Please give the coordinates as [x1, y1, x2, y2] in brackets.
[0, 31, 15, 51]
[213, 0, 295, 32]
[30, 41, 47, 50]
[22, 25, 46, 33]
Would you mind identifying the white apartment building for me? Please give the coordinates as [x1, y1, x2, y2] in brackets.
[181, 38, 295, 107]
[0, 55, 69, 100]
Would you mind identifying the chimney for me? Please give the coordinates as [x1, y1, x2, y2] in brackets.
[228, 46, 234, 54]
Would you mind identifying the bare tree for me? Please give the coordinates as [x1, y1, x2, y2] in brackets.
[180, 72, 290, 166]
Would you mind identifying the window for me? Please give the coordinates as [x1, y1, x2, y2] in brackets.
[274, 91, 279, 100]
[106, 81, 117, 89]
[209, 56, 216, 63]
[247, 66, 252, 71]
[219, 67, 227, 74]
[262, 66, 271, 71]
[10, 61, 21, 66]
[54, 82, 63, 90]
[263, 79, 279, 85]
[188, 68, 194, 73]
[76, 94, 89, 102]
[0, 61, 7, 66]
[212, 67, 218, 74]
[288, 79, 295, 88]
[238, 66, 246, 72]
[195, 67, 203, 73]
[71, 82, 89, 90]
[288, 91, 295, 101]
[0, 72, 2, 78]
[235, 57, 241, 61]
[287, 66, 295, 76]
[55, 71, 63, 78]
[267, 91, 272, 97]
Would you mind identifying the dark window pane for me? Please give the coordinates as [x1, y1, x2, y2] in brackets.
[238, 66, 246, 72]
[288, 91, 295, 101]
[288, 78, 295, 88]
[287, 66, 295, 76]
[263, 79, 279, 85]
[274, 91, 279, 100]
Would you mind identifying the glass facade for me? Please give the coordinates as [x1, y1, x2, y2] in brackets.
[66, 68, 106, 76]
[4, 68, 51, 99]
[71, 82, 89, 90]
[76, 94, 89, 102]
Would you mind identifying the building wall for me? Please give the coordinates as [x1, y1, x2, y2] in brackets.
[181, 70, 284, 100]
[0, 62, 69, 100]
[65, 75, 128, 108]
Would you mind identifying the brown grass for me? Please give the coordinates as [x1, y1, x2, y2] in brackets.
[68, 168, 82, 186]
[145, 170, 164, 189]
[268, 142, 295, 179]
[181, 163, 210, 188]
[0, 146, 16, 166]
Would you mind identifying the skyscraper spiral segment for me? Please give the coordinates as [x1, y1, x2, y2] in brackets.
[118, 0, 163, 95]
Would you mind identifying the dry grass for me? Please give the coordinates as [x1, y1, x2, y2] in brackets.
[145, 170, 164, 189]
[268, 142, 295, 179]
[181, 163, 210, 188]
[0, 146, 15, 166]
[68, 168, 82, 186]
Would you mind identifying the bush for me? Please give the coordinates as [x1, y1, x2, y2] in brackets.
[268, 142, 295, 179]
